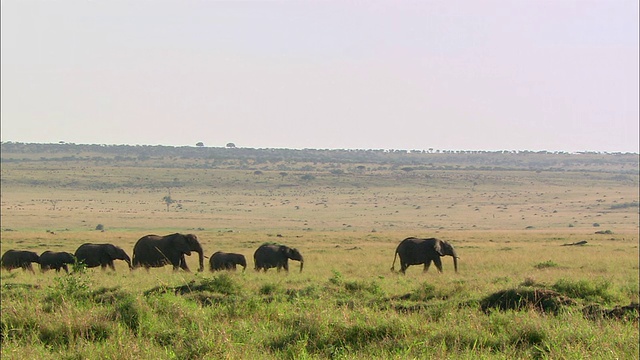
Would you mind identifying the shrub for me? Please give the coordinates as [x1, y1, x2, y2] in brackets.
[534, 260, 559, 269]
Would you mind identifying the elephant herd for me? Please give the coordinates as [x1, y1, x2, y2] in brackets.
[0, 233, 306, 275]
[1, 235, 458, 275]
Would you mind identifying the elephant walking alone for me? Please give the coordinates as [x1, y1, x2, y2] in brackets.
[132, 233, 204, 272]
[74, 243, 132, 271]
[210, 251, 247, 271]
[391, 237, 458, 274]
[1, 250, 40, 273]
[39, 251, 76, 273]
[254, 243, 303, 272]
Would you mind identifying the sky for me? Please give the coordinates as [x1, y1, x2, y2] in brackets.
[1, 1, 638, 153]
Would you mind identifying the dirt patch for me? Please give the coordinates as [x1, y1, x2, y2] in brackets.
[480, 288, 576, 314]
[582, 302, 639, 321]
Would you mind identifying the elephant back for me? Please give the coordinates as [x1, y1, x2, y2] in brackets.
[132, 233, 203, 271]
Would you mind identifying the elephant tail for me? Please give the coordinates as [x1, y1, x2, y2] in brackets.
[390, 250, 398, 272]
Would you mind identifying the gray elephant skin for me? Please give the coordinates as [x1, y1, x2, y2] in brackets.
[210, 251, 247, 271]
[1, 250, 40, 273]
[40, 251, 76, 273]
[254, 244, 304, 272]
[74, 243, 132, 271]
[132, 233, 204, 272]
[391, 237, 458, 274]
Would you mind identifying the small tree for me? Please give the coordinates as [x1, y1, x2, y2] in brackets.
[162, 195, 175, 212]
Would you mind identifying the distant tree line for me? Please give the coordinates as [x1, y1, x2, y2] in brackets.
[1, 142, 637, 174]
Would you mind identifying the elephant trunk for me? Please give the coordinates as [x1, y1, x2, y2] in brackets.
[299, 259, 304, 273]
[451, 249, 459, 273]
[124, 255, 133, 270]
[196, 247, 204, 272]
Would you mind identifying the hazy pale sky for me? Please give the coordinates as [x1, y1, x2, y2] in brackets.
[1, 1, 638, 152]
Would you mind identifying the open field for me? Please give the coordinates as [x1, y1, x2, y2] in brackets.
[1, 145, 638, 359]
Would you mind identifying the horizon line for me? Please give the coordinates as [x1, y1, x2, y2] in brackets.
[1, 140, 638, 155]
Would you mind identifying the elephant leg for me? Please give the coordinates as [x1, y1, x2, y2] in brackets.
[179, 255, 190, 272]
[400, 263, 408, 274]
[424, 260, 432, 272]
[26, 264, 35, 274]
[433, 257, 443, 272]
[101, 263, 108, 270]
[62, 265, 69, 274]
[108, 261, 116, 271]
[179, 261, 190, 272]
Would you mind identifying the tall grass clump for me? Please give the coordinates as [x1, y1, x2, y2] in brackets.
[552, 278, 621, 304]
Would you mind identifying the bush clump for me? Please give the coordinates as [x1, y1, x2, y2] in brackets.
[534, 260, 559, 269]
[480, 288, 576, 314]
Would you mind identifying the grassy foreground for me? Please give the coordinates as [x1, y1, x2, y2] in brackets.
[1, 229, 638, 359]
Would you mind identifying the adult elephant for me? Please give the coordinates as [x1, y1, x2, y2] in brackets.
[132, 233, 204, 272]
[254, 243, 303, 272]
[391, 237, 458, 274]
[1, 250, 40, 273]
[74, 243, 132, 271]
[40, 251, 76, 273]
[209, 251, 247, 271]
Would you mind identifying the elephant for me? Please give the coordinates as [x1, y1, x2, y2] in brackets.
[391, 237, 458, 274]
[132, 233, 204, 272]
[1, 250, 40, 273]
[74, 243, 132, 271]
[209, 251, 247, 271]
[254, 243, 303, 272]
[39, 251, 76, 273]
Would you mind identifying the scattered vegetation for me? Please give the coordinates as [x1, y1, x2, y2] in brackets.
[534, 260, 559, 269]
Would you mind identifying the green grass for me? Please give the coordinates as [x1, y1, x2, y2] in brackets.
[2, 268, 638, 359]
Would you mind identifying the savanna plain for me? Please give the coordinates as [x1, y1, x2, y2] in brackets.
[1, 144, 638, 359]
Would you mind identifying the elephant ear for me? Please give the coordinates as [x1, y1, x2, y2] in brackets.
[175, 235, 192, 254]
[434, 241, 444, 256]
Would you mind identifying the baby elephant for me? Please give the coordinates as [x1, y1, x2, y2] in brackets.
[209, 251, 247, 272]
[1, 250, 40, 274]
[40, 251, 76, 273]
